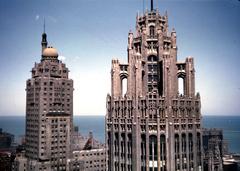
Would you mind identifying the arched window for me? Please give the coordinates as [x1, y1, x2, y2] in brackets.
[121, 78, 127, 96]
[178, 77, 184, 95]
[149, 26, 155, 37]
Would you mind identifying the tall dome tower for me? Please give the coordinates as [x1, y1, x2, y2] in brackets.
[106, 1, 203, 170]
[25, 30, 73, 170]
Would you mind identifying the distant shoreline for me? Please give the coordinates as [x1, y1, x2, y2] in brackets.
[0, 115, 239, 153]
[1, 114, 240, 117]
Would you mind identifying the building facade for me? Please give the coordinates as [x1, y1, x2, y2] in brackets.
[203, 128, 224, 171]
[106, 1, 203, 171]
[70, 130, 106, 171]
[70, 148, 106, 171]
[13, 152, 28, 171]
[24, 31, 73, 170]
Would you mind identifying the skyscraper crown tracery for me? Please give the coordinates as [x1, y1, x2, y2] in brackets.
[106, 1, 203, 171]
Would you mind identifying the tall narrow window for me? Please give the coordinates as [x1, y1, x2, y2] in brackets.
[189, 133, 194, 169]
[121, 133, 125, 160]
[160, 135, 166, 171]
[142, 71, 145, 94]
[182, 133, 187, 170]
[147, 56, 158, 94]
[121, 78, 127, 96]
[197, 132, 201, 167]
[149, 135, 158, 171]
[175, 134, 180, 171]
[178, 77, 184, 95]
[127, 134, 132, 170]
[115, 133, 119, 157]
[150, 26, 155, 37]
[141, 134, 146, 171]
[108, 132, 111, 169]
[158, 61, 163, 96]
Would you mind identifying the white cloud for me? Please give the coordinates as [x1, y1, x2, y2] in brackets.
[59, 55, 66, 61]
[35, 15, 40, 21]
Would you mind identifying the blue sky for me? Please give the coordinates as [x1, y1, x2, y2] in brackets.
[0, 0, 239, 116]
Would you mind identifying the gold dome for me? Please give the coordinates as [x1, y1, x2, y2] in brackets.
[42, 46, 58, 57]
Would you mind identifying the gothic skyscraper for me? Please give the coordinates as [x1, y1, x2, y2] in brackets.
[25, 29, 73, 170]
[106, 1, 203, 171]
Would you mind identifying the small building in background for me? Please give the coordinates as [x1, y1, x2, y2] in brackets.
[0, 129, 15, 171]
[69, 131, 106, 171]
[12, 151, 27, 171]
[0, 128, 14, 150]
[203, 128, 224, 171]
[0, 151, 14, 171]
[70, 148, 106, 171]
[223, 154, 240, 171]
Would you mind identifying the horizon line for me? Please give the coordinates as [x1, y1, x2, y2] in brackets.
[0, 114, 240, 117]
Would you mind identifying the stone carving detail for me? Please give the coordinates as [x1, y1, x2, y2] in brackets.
[106, 4, 202, 171]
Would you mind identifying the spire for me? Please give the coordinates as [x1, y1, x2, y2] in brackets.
[41, 18, 48, 54]
[151, 0, 154, 11]
[43, 17, 46, 33]
[143, 0, 145, 14]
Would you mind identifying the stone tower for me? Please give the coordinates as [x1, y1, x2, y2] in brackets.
[106, 1, 203, 171]
[25, 30, 73, 170]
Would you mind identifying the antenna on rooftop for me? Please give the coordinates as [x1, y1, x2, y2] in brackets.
[151, 0, 154, 11]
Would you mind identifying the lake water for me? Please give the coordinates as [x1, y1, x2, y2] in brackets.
[0, 115, 239, 153]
